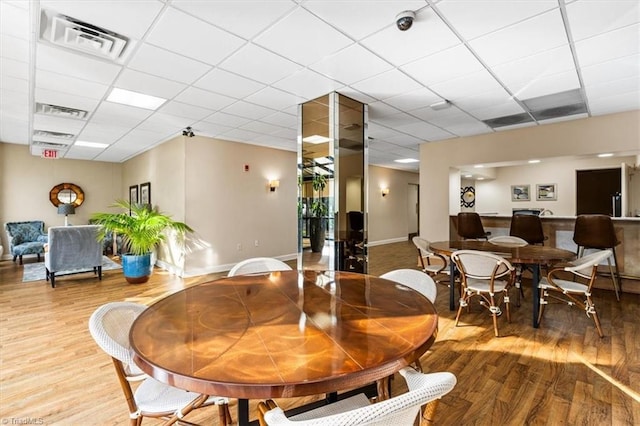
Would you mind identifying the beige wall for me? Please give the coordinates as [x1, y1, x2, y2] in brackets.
[421, 110, 640, 240]
[0, 143, 122, 255]
[368, 165, 419, 244]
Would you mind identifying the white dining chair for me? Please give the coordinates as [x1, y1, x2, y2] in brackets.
[257, 367, 456, 426]
[227, 257, 292, 276]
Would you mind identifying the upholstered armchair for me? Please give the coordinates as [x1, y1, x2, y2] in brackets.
[4, 221, 49, 264]
[44, 225, 103, 288]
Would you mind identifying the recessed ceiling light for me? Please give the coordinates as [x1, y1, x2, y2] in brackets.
[598, 153, 613, 158]
[394, 158, 419, 163]
[75, 140, 108, 149]
[477, 177, 485, 180]
[302, 135, 331, 144]
[528, 159, 541, 164]
[463, 174, 473, 178]
[474, 165, 484, 168]
[107, 88, 166, 110]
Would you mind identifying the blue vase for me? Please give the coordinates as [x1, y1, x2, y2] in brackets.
[121, 253, 151, 284]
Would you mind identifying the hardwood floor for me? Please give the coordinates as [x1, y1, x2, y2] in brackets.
[1, 241, 638, 425]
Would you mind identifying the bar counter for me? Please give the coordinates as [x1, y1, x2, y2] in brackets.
[450, 215, 640, 294]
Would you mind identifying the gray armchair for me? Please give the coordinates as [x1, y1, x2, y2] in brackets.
[44, 225, 103, 288]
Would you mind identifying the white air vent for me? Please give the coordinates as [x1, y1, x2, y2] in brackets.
[36, 103, 88, 119]
[33, 130, 75, 144]
[40, 9, 129, 62]
[32, 140, 70, 149]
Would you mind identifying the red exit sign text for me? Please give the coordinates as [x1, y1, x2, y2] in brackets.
[42, 149, 58, 159]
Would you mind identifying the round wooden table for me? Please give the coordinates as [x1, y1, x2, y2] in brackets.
[130, 270, 438, 425]
[429, 240, 575, 327]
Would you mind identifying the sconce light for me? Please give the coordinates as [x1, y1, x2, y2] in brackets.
[381, 188, 390, 197]
[57, 203, 75, 226]
[269, 180, 280, 192]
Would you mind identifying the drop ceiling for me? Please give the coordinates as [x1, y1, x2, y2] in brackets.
[0, 0, 638, 171]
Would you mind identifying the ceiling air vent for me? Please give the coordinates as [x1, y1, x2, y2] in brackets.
[530, 103, 588, 121]
[523, 89, 588, 121]
[40, 9, 129, 62]
[33, 130, 75, 144]
[482, 113, 533, 129]
[32, 140, 70, 149]
[36, 102, 88, 120]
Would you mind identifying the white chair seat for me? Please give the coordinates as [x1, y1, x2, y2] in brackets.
[289, 393, 370, 421]
[136, 377, 227, 414]
[466, 278, 509, 293]
[539, 277, 588, 294]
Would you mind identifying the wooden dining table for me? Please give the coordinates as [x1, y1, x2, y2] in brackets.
[429, 240, 576, 328]
[129, 269, 438, 425]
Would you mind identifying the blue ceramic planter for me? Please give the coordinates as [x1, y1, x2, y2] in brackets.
[121, 253, 151, 284]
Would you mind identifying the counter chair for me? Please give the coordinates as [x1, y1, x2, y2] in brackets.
[380, 269, 437, 373]
[228, 257, 292, 276]
[509, 214, 547, 245]
[572, 214, 621, 301]
[412, 236, 449, 286]
[537, 249, 612, 338]
[257, 367, 457, 426]
[88, 302, 232, 426]
[456, 212, 491, 240]
[451, 250, 516, 337]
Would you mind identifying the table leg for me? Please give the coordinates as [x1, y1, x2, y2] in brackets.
[238, 398, 250, 426]
[532, 264, 540, 328]
[449, 261, 456, 311]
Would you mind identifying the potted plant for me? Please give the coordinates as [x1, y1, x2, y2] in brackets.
[309, 174, 328, 253]
[90, 200, 193, 283]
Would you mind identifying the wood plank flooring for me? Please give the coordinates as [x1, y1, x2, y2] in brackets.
[1, 241, 638, 425]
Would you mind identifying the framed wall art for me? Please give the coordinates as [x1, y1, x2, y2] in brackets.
[140, 182, 151, 206]
[129, 184, 139, 205]
[536, 183, 557, 201]
[511, 184, 530, 201]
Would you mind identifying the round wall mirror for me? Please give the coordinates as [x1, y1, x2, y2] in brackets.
[49, 183, 84, 207]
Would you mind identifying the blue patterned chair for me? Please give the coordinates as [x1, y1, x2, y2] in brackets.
[4, 221, 48, 265]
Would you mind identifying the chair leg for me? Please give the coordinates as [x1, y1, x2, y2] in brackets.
[420, 399, 440, 425]
[586, 296, 604, 338]
[19, 255, 23, 265]
[454, 296, 466, 327]
[537, 289, 547, 327]
[607, 253, 620, 301]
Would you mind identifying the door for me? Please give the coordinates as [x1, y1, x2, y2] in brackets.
[408, 183, 419, 239]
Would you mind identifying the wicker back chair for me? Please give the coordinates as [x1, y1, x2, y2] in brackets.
[257, 367, 456, 426]
[88, 302, 232, 426]
[451, 250, 516, 337]
[411, 236, 448, 279]
[228, 257, 292, 276]
[538, 249, 612, 338]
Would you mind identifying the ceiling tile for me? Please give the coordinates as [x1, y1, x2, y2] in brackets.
[510, 69, 580, 100]
[192, 121, 234, 137]
[202, 112, 252, 128]
[589, 90, 640, 115]
[437, 0, 558, 40]
[581, 54, 640, 87]
[195, 68, 265, 99]
[469, 9, 568, 67]
[1, 57, 29, 80]
[395, 120, 454, 141]
[220, 43, 303, 85]
[33, 114, 86, 134]
[383, 88, 442, 112]
[259, 111, 297, 129]
[585, 76, 640, 101]
[1, 34, 30, 62]
[309, 44, 393, 86]
[221, 101, 277, 121]
[241, 121, 287, 135]
[566, 0, 640, 41]
[34, 87, 100, 113]
[244, 87, 300, 110]
[351, 69, 423, 101]
[36, 44, 121, 85]
[1, 74, 29, 94]
[115, 69, 187, 100]
[146, 7, 246, 66]
[36, 69, 109, 100]
[128, 43, 213, 85]
[429, 69, 506, 102]
[138, 112, 192, 135]
[272, 68, 343, 101]
[574, 24, 640, 67]
[401, 44, 484, 86]
[467, 100, 525, 120]
[77, 122, 131, 144]
[158, 100, 213, 121]
[174, 87, 237, 111]
[254, 8, 353, 66]
[90, 102, 154, 127]
[0, 1, 30, 40]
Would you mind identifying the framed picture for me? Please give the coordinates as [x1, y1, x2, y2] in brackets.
[536, 183, 557, 201]
[511, 185, 530, 201]
[129, 184, 139, 205]
[140, 182, 151, 206]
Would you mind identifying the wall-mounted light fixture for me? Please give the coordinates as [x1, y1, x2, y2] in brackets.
[381, 188, 390, 197]
[269, 180, 280, 192]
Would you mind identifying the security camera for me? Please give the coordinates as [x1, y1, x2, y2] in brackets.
[396, 10, 415, 31]
[182, 127, 194, 137]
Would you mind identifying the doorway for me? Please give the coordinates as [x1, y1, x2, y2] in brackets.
[407, 183, 419, 239]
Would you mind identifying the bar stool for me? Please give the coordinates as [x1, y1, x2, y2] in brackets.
[573, 214, 621, 301]
[457, 212, 490, 240]
[510, 214, 547, 245]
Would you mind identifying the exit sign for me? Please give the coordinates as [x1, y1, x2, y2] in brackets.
[42, 149, 58, 159]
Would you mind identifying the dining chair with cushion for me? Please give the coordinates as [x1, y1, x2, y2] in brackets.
[509, 214, 547, 245]
[411, 236, 449, 285]
[451, 250, 516, 337]
[572, 214, 621, 301]
[537, 249, 612, 338]
[227, 257, 292, 277]
[257, 367, 457, 426]
[89, 302, 232, 426]
[379, 269, 437, 373]
[456, 212, 491, 240]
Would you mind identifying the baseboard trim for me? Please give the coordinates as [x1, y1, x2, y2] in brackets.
[181, 253, 298, 278]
